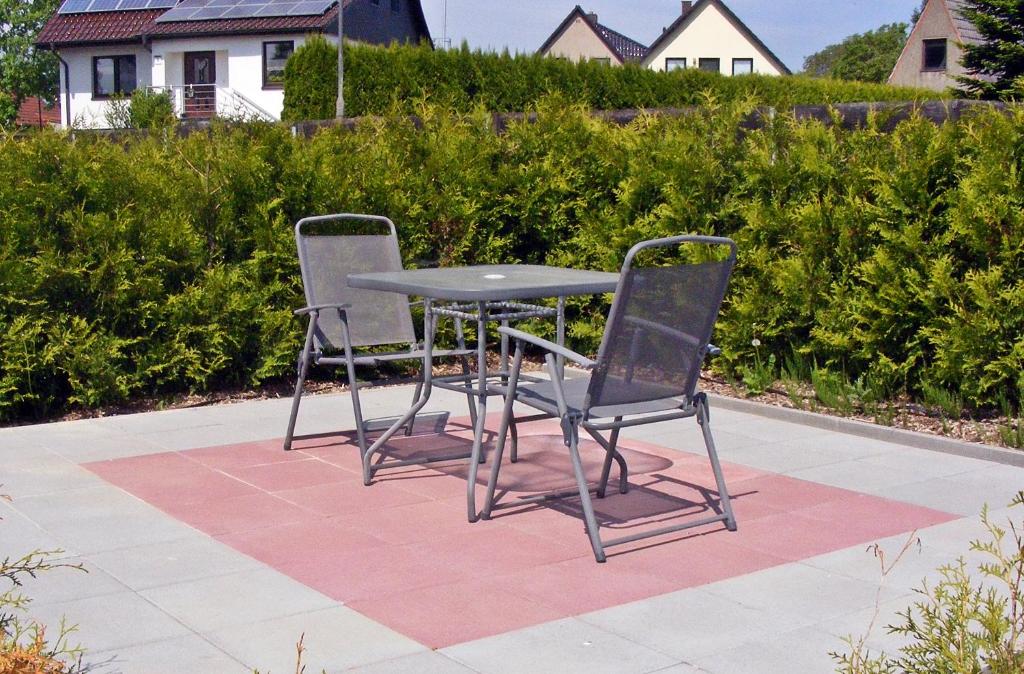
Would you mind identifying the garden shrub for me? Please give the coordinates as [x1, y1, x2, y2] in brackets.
[1, 101, 1024, 422]
[282, 34, 338, 122]
[282, 41, 940, 121]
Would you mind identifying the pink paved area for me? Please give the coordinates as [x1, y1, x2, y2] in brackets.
[83, 416, 956, 649]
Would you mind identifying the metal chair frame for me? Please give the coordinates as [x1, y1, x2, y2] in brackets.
[481, 235, 739, 562]
[284, 214, 476, 470]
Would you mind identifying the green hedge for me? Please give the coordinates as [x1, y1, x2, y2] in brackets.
[282, 41, 939, 121]
[1, 100, 1022, 421]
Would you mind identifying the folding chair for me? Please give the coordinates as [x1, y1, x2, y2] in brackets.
[481, 235, 738, 562]
[284, 214, 476, 461]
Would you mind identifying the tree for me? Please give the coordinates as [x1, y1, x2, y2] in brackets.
[802, 23, 909, 83]
[281, 34, 338, 122]
[0, 0, 60, 126]
[956, 0, 1024, 99]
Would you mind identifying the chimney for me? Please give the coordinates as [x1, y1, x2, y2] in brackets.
[681, 1, 693, 15]
[586, 11, 598, 23]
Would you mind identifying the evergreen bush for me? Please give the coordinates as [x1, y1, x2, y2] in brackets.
[282, 42, 941, 121]
[282, 34, 338, 122]
[1, 102, 1023, 424]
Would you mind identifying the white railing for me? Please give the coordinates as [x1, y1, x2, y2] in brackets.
[149, 85, 278, 122]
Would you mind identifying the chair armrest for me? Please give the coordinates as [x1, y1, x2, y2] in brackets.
[294, 303, 351, 316]
[497, 327, 596, 369]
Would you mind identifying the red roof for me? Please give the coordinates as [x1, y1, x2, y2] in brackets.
[36, 3, 337, 47]
[15, 97, 61, 127]
[37, 9, 164, 46]
[148, 5, 336, 39]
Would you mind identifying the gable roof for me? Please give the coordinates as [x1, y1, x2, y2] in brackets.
[538, 5, 648, 63]
[641, 0, 791, 74]
[944, 0, 983, 45]
[36, 0, 428, 47]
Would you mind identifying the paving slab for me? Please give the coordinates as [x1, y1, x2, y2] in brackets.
[441, 617, 678, 674]
[205, 606, 426, 673]
[2, 382, 1021, 673]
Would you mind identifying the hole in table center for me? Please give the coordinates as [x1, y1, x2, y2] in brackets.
[483, 274, 507, 280]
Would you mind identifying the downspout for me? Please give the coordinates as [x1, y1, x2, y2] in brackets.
[52, 45, 72, 128]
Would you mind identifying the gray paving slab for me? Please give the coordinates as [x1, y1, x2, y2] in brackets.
[15, 558, 126, 607]
[346, 650, 479, 673]
[700, 563, 904, 628]
[1, 500, 69, 554]
[87, 534, 265, 591]
[442, 617, 678, 674]
[9, 485, 198, 555]
[24, 591, 192, 653]
[1, 450, 107, 498]
[139, 567, 339, 632]
[84, 634, 251, 674]
[36, 423, 171, 462]
[820, 594, 924, 657]
[784, 455, 949, 494]
[692, 625, 846, 674]
[649, 664, 712, 674]
[206, 606, 426, 673]
[136, 423, 275, 450]
[863, 466, 1024, 517]
[581, 586, 806, 661]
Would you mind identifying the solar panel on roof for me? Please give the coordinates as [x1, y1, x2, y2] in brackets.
[57, 0, 174, 13]
[155, 0, 333, 22]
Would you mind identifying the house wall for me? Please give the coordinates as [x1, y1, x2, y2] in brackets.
[151, 33, 312, 120]
[541, 16, 621, 64]
[889, 0, 966, 91]
[341, 0, 429, 44]
[57, 45, 152, 128]
[643, 3, 784, 75]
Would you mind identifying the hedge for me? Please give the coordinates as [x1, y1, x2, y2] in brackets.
[1, 100, 1022, 421]
[282, 40, 940, 121]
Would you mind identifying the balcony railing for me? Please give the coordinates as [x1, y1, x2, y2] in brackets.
[149, 85, 277, 122]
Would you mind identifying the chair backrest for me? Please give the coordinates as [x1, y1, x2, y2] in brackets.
[295, 214, 417, 350]
[585, 235, 737, 411]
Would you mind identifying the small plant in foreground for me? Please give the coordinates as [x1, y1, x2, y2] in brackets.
[1, 492, 86, 674]
[740, 338, 776, 396]
[833, 491, 1024, 673]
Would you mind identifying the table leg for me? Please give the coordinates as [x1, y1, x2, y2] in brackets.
[361, 298, 436, 485]
[466, 300, 489, 523]
[556, 296, 566, 379]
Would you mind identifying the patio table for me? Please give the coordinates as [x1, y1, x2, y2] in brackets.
[347, 264, 619, 522]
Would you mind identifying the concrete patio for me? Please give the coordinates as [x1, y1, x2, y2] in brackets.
[2, 379, 1022, 674]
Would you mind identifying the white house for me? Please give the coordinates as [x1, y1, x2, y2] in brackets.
[36, 0, 431, 127]
[641, 0, 789, 76]
[538, 5, 648, 66]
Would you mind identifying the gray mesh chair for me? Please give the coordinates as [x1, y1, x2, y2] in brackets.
[481, 235, 738, 562]
[284, 213, 475, 457]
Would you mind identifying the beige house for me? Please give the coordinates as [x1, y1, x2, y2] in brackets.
[538, 5, 648, 65]
[888, 0, 981, 91]
[641, 0, 789, 76]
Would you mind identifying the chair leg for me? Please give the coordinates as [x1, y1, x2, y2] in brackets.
[404, 380, 423, 436]
[596, 426, 620, 498]
[455, 318, 477, 428]
[283, 349, 311, 451]
[509, 412, 519, 463]
[566, 417, 607, 563]
[482, 344, 524, 519]
[697, 393, 737, 532]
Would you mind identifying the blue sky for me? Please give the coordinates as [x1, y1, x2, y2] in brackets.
[418, 0, 923, 73]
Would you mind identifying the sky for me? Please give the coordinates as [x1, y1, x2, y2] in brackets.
[418, 0, 923, 73]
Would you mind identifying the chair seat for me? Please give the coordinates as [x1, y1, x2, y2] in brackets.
[318, 347, 475, 367]
[499, 376, 688, 420]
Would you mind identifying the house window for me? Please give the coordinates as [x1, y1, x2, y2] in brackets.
[732, 58, 753, 75]
[263, 40, 294, 89]
[92, 55, 136, 98]
[665, 57, 687, 71]
[698, 58, 720, 73]
[922, 38, 947, 71]
[590, 57, 611, 66]
[390, 0, 399, 11]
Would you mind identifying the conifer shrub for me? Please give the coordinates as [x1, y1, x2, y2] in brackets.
[1, 101, 1023, 426]
[282, 35, 338, 122]
[282, 41, 939, 121]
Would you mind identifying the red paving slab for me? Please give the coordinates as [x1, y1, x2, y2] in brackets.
[83, 417, 958, 649]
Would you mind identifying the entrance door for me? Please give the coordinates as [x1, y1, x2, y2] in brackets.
[183, 51, 216, 118]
